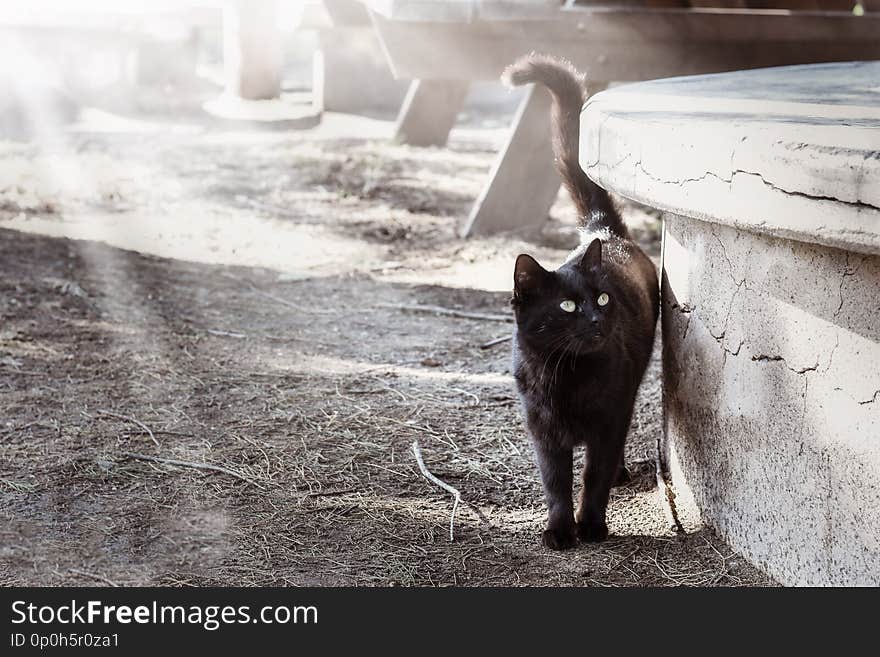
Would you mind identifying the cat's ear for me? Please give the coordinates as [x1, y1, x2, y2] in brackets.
[579, 238, 602, 270]
[514, 254, 550, 295]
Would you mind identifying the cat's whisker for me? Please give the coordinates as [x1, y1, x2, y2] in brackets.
[536, 334, 573, 389]
[536, 338, 567, 386]
[550, 336, 578, 392]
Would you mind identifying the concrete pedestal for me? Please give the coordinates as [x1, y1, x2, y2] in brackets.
[581, 61, 880, 585]
[662, 214, 879, 585]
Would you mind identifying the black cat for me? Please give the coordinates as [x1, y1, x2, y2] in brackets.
[505, 55, 659, 550]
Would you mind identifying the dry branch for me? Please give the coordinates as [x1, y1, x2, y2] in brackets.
[68, 567, 119, 587]
[0, 420, 55, 437]
[480, 335, 512, 349]
[205, 328, 247, 339]
[97, 410, 159, 447]
[411, 440, 461, 541]
[224, 274, 335, 315]
[121, 452, 263, 489]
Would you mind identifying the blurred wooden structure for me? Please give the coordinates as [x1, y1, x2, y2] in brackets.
[367, 0, 880, 236]
[224, 0, 281, 100]
[304, 0, 410, 113]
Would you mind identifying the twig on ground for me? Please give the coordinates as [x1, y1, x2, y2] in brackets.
[411, 440, 461, 542]
[379, 303, 512, 323]
[249, 287, 306, 311]
[0, 420, 54, 437]
[0, 478, 36, 492]
[480, 335, 512, 349]
[67, 567, 119, 587]
[121, 452, 264, 489]
[305, 488, 358, 498]
[448, 387, 480, 405]
[141, 429, 196, 438]
[224, 274, 334, 315]
[96, 410, 159, 447]
[205, 328, 247, 339]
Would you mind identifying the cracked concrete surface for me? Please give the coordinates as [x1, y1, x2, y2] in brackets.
[660, 216, 879, 586]
[580, 62, 880, 257]
[582, 61, 880, 585]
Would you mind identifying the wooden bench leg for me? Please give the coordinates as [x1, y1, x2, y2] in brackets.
[394, 79, 470, 147]
[461, 82, 609, 237]
[460, 84, 558, 237]
[223, 0, 281, 100]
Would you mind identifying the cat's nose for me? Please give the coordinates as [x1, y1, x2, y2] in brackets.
[590, 314, 600, 325]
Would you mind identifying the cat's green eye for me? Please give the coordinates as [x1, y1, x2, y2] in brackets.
[560, 300, 576, 313]
[597, 292, 610, 307]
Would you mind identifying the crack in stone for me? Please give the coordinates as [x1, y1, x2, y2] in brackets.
[835, 253, 857, 319]
[743, 170, 880, 212]
[722, 339, 745, 358]
[798, 377, 810, 445]
[825, 334, 841, 373]
[751, 354, 820, 375]
[751, 354, 784, 363]
[712, 234, 745, 288]
[682, 312, 693, 342]
[859, 390, 880, 405]
[632, 161, 880, 212]
[834, 254, 867, 319]
[584, 112, 615, 170]
[675, 231, 843, 380]
[635, 160, 722, 189]
[669, 301, 696, 341]
[708, 231, 748, 351]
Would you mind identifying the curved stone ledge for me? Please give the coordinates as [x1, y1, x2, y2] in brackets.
[580, 61, 880, 256]
[581, 62, 880, 585]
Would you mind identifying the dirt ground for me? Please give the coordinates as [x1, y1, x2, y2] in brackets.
[0, 88, 774, 586]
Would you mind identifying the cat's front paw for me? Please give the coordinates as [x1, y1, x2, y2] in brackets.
[542, 525, 577, 550]
[576, 520, 609, 543]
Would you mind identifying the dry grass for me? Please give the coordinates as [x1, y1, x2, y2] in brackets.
[0, 98, 773, 587]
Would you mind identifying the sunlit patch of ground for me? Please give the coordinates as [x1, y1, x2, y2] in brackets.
[0, 98, 771, 586]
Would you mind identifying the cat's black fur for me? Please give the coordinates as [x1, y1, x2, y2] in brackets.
[505, 54, 659, 550]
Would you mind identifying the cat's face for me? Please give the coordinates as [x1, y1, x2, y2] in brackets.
[512, 239, 614, 356]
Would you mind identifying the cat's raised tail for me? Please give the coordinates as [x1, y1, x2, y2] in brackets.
[503, 53, 627, 238]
